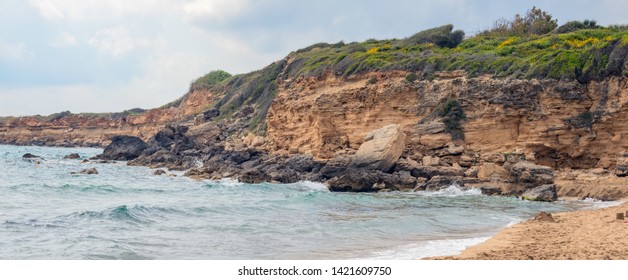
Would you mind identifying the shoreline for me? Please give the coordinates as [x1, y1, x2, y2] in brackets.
[428, 199, 628, 260]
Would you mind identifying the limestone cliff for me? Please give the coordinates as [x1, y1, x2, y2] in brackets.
[267, 72, 628, 170]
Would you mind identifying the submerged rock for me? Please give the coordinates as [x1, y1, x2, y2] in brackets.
[63, 153, 80, 160]
[98, 135, 148, 161]
[153, 169, 167, 176]
[71, 168, 98, 175]
[22, 153, 42, 159]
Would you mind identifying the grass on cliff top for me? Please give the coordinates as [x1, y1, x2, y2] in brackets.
[282, 27, 628, 82]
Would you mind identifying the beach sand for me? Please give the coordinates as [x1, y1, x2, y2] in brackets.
[431, 201, 628, 260]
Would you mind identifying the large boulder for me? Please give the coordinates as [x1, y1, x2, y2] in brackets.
[351, 124, 406, 172]
[509, 161, 554, 187]
[522, 184, 558, 202]
[327, 168, 386, 192]
[477, 163, 509, 180]
[99, 135, 148, 160]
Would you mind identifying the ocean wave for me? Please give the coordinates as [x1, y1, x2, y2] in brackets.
[363, 236, 491, 260]
[61, 205, 185, 224]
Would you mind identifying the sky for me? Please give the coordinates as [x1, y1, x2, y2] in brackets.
[1, 0, 626, 116]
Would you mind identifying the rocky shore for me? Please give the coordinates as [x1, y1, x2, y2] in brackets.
[3, 72, 625, 201]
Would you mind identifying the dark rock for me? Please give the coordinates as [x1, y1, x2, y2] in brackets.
[268, 169, 299, 183]
[320, 156, 352, 179]
[22, 153, 42, 159]
[613, 165, 628, 177]
[98, 135, 147, 160]
[284, 155, 324, 173]
[151, 126, 175, 149]
[327, 168, 385, 192]
[63, 153, 80, 160]
[410, 166, 466, 179]
[229, 150, 251, 164]
[81, 159, 89, 163]
[522, 184, 558, 202]
[72, 168, 98, 175]
[153, 169, 167, 176]
[479, 185, 502, 196]
[202, 108, 220, 121]
[380, 171, 417, 191]
[239, 167, 271, 184]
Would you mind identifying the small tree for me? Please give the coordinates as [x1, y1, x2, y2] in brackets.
[480, 6, 557, 36]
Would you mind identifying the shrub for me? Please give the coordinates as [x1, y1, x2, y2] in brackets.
[556, 20, 599, 34]
[405, 72, 418, 83]
[402, 24, 465, 48]
[480, 6, 557, 36]
[437, 99, 466, 140]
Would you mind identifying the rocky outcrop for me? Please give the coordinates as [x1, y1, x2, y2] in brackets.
[522, 184, 558, 202]
[509, 161, 555, 189]
[97, 136, 148, 161]
[351, 124, 405, 172]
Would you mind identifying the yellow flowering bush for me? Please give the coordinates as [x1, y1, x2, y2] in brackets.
[498, 37, 517, 48]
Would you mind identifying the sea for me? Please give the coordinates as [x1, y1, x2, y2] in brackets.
[0, 144, 619, 260]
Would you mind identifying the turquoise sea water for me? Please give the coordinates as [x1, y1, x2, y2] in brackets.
[0, 145, 615, 259]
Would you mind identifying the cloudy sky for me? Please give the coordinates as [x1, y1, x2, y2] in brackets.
[1, 0, 626, 116]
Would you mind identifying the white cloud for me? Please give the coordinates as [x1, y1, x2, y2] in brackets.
[27, 0, 64, 20]
[183, 0, 248, 22]
[50, 32, 78, 48]
[0, 40, 33, 61]
[88, 26, 150, 57]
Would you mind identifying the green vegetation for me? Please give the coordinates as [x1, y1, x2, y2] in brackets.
[405, 72, 417, 83]
[437, 99, 466, 140]
[401, 24, 465, 48]
[210, 61, 285, 133]
[281, 21, 627, 81]
[190, 70, 232, 91]
[556, 20, 599, 34]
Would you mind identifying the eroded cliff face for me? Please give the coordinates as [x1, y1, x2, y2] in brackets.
[266, 72, 628, 170]
[0, 87, 223, 147]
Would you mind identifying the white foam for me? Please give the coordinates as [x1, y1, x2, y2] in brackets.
[296, 181, 329, 192]
[419, 184, 482, 197]
[216, 178, 243, 187]
[362, 236, 491, 260]
[579, 198, 623, 209]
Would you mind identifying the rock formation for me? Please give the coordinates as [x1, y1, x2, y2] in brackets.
[97, 136, 148, 161]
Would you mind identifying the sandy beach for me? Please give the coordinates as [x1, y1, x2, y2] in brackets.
[431, 200, 628, 260]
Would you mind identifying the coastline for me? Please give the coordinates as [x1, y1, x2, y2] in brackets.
[429, 199, 628, 260]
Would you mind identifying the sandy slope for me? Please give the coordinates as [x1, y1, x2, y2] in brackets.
[431, 201, 628, 260]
